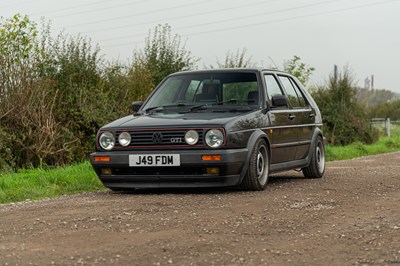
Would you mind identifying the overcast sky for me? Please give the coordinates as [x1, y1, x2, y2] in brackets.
[2, 0, 400, 92]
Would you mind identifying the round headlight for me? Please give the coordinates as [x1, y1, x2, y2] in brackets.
[99, 132, 115, 151]
[205, 129, 224, 148]
[118, 132, 131, 146]
[185, 130, 199, 145]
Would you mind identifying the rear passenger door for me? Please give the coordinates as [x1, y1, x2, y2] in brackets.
[264, 74, 297, 164]
[277, 75, 315, 160]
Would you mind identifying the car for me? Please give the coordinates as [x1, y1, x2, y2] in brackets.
[90, 68, 325, 191]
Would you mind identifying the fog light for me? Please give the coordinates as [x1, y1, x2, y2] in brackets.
[202, 155, 221, 161]
[101, 168, 112, 175]
[94, 156, 110, 162]
[206, 167, 219, 175]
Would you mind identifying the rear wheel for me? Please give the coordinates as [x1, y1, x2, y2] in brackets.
[303, 136, 325, 178]
[241, 139, 269, 191]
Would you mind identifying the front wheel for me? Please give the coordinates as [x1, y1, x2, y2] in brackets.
[303, 136, 325, 178]
[241, 139, 270, 191]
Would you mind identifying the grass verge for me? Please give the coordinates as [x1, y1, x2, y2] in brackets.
[0, 161, 105, 204]
[1, 134, 400, 205]
[326, 134, 400, 161]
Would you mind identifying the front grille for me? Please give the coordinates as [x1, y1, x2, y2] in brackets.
[115, 129, 204, 147]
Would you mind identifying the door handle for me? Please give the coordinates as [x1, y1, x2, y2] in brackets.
[288, 114, 296, 120]
[309, 113, 315, 118]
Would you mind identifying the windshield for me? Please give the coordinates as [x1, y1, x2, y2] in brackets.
[142, 72, 260, 112]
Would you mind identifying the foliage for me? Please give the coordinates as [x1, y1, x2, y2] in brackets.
[213, 48, 254, 68]
[368, 99, 400, 120]
[355, 87, 397, 108]
[0, 14, 71, 169]
[131, 24, 198, 100]
[283, 55, 315, 85]
[45, 33, 115, 160]
[0, 18, 198, 171]
[311, 67, 379, 146]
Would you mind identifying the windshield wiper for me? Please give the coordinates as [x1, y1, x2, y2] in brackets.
[213, 99, 237, 105]
[144, 103, 188, 113]
[189, 99, 238, 112]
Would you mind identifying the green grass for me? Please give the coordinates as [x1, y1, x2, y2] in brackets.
[1, 133, 400, 205]
[326, 134, 400, 161]
[0, 161, 105, 204]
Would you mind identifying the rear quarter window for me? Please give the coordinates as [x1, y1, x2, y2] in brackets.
[278, 76, 308, 108]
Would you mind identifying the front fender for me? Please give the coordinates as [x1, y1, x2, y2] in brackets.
[238, 129, 271, 183]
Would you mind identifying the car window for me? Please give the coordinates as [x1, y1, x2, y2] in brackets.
[223, 81, 259, 105]
[278, 76, 305, 108]
[142, 72, 260, 110]
[288, 78, 308, 107]
[145, 78, 184, 107]
[185, 80, 201, 101]
[264, 74, 283, 101]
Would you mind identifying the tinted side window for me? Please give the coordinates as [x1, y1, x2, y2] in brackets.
[278, 76, 307, 108]
[289, 78, 308, 107]
[264, 74, 283, 101]
[223, 82, 259, 105]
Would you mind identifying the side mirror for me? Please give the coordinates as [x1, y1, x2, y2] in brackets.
[132, 101, 143, 112]
[271, 95, 288, 107]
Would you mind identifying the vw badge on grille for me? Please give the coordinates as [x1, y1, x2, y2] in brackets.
[152, 132, 163, 144]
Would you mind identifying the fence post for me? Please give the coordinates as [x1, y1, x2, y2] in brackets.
[386, 118, 391, 138]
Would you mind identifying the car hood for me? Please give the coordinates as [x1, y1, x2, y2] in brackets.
[101, 111, 254, 129]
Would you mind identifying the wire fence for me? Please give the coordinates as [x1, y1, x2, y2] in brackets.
[371, 118, 400, 137]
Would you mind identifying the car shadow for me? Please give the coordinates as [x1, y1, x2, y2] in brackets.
[107, 171, 307, 195]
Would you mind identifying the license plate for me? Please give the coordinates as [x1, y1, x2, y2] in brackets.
[129, 154, 180, 167]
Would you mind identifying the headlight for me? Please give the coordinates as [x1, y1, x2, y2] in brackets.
[205, 129, 224, 148]
[185, 130, 199, 145]
[99, 132, 115, 150]
[118, 132, 131, 146]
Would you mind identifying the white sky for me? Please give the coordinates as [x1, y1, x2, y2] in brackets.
[1, 0, 400, 92]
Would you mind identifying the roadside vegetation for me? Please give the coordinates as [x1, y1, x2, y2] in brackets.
[0, 162, 104, 204]
[326, 133, 400, 161]
[1, 14, 400, 204]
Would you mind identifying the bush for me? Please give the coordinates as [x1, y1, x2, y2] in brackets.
[311, 67, 379, 146]
[0, 17, 198, 170]
[130, 24, 199, 101]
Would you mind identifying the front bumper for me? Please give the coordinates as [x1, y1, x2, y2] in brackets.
[90, 149, 248, 189]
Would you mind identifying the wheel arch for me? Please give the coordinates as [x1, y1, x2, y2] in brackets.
[238, 129, 271, 184]
[305, 127, 325, 167]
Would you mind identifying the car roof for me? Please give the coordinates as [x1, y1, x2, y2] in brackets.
[168, 68, 290, 76]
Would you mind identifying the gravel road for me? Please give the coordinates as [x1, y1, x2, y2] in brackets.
[1, 152, 400, 266]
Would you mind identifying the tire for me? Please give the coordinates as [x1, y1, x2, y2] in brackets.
[303, 136, 325, 179]
[241, 139, 270, 191]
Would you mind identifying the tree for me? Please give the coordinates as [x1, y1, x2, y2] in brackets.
[0, 14, 39, 98]
[214, 48, 254, 68]
[0, 14, 74, 169]
[311, 67, 379, 145]
[369, 99, 400, 120]
[130, 24, 198, 100]
[283, 55, 315, 85]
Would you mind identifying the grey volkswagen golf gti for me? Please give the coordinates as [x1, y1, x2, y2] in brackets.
[90, 68, 325, 191]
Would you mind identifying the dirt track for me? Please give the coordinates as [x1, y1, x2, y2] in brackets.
[1, 152, 400, 265]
